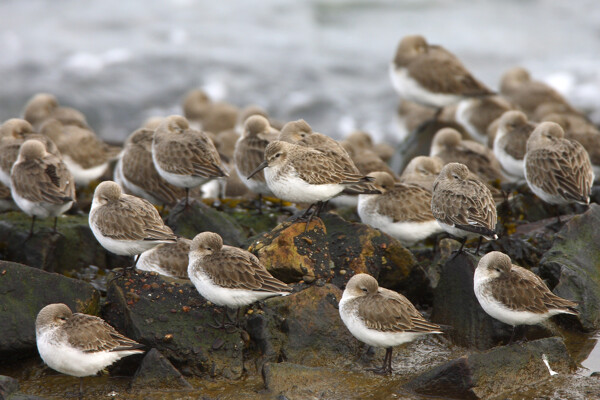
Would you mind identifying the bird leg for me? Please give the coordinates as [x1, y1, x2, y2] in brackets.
[450, 237, 467, 260]
[185, 188, 190, 208]
[255, 194, 263, 215]
[367, 347, 393, 375]
[79, 377, 83, 400]
[208, 307, 239, 332]
[25, 215, 37, 241]
[304, 201, 323, 232]
[474, 236, 484, 255]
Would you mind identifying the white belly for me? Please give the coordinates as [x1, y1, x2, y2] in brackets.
[63, 156, 108, 187]
[152, 150, 208, 189]
[265, 167, 344, 203]
[11, 187, 73, 219]
[389, 64, 462, 108]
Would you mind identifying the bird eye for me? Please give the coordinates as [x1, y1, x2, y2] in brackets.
[275, 153, 281, 158]
[495, 268, 501, 273]
[361, 287, 368, 293]
[452, 174, 460, 179]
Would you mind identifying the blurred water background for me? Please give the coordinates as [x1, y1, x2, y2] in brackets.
[0, 0, 598, 143]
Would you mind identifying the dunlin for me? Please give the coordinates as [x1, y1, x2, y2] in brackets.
[188, 232, 291, 326]
[500, 67, 578, 118]
[137, 237, 191, 278]
[455, 95, 513, 144]
[390, 35, 493, 110]
[474, 251, 578, 341]
[234, 115, 279, 198]
[40, 118, 121, 186]
[248, 140, 372, 225]
[23, 93, 89, 130]
[10, 140, 75, 236]
[492, 111, 535, 181]
[524, 122, 593, 208]
[342, 140, 398, 180]
[358, 172, 442, 246]
[399, 156, 443, 192]
[152, 115, 228, 205]
[0, 118, 60, 187]
[89, 181, 177, 265]
[430, 128, 505, 184]
[116, 128, 186, 206]
[36, 303, 143, 395]
[182, 89, 239, 134]
[339, 274, 442, 374]
[431, 163, 498, 254]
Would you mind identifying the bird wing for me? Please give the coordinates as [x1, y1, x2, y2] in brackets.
[292, 149, 368, 185]
[377, 184, 435, 223]
[11, 156, 75, 204]
[66, 313, 143, 353]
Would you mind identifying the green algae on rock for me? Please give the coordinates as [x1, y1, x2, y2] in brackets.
[0, 261, 100, 361]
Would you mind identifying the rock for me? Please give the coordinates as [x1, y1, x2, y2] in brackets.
[0, 375, 19, 399]
[103, 269, 245, 378]
[540, 204, 600, 331]
[165, 199, 245, 247]
[262, 362, 386, 399]
[246, 284, 359, 368]
[0, 212, 130, 273]
[248, 212, 419, 292]
[131, 348, 193, 390]
[0, 261, 100, 361]
[403, 337, 575, 399]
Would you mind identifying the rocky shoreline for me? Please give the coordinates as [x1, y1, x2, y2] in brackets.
[1, 184, 599, 399]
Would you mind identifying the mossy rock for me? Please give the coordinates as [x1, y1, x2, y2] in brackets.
[0, 211, 129, 273]
[0, 261, 100, 361]
[104, 269, 245, 378]
[540, 204, 600, 331]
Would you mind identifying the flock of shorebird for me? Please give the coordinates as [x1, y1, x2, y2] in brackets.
[0, 34, 593, 391]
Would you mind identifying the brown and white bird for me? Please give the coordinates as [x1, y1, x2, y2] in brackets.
[23, 93, 89, 130]
[152, 115, 228, 205]
[10, 140, 75, 236]
[455, 95, 514, 144]
[182, 89, 239, 134]
[399, 156, 444, 192]
[431, 163, 498, 254]
[430, 127, 505, 184]
[188, 232, 291, 326]
[136, 237, 191, 278]
[40, 118, 121, 186]
[36, 303, 143, 396]
[234, 115, 279, 198]
[89, 181, 177, 265]
[492, 111, 536, 181]
[524, 122, 593, 208]
[358, 172, 442, 246]
[339, 273, 442, 374]
[115, 128, 186, 206]
[474, 251, 578, 341]
[390, 35, 494, 110]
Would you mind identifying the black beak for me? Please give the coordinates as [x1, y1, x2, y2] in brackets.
[247, 160, 268, 179]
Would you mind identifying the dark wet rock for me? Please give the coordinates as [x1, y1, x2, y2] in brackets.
[0, 261, 100, 361]
[131, 348, 193, 390]
[246, 284, 358, 368]
[540, 204, 600, 331]
[165, 199, 245, 246]
[262, 362, 386, 399]
[0, 211, 130, 273]
[248, 212, 418, 292]
[430, 251, 553, 349]
[403, 337, 575, 399]
[104, 269, 245, 378]
[0, 375, 19, 398]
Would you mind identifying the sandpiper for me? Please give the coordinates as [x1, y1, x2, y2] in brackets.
[455, 95, 513, 144]
[188, 232, 291, 327]
[234, 115, 279, 200]
[0, 118, 60, 188]
[431, 163, 498, 254]
[247, 140, 373, 226]
[10, 140, 75, 236]
[136, 237, 191, 278]
[23, 93, 89, 130]
[339, 274, 442, 374]
[399, 156, 443, 192]
[524, 122, 593, 209]
[89, 181, 177, 265]
[182, 89, 239, 134]
[116, 128, 186, 206]
[430, 127, 505, 184]
[358, 172, 442, 246]
[36, 303, 143, 396]
[152, 115, 228, 205]
[500, 67, 578, 118]
[390, 35, 493, 110]
[474, 251, 578, 341]
[492, 111, 535, 181]
[40, 118, 121, 186]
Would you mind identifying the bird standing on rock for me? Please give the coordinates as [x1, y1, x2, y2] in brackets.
[431, 162, 498, 255]
[152, 115, 228, 206]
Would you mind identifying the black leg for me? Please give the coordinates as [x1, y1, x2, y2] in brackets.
[132, 254, 140, 268]
[474, 236, 483, 255]
[508, 325, 517, 345]
[53, 217, 58, 233]
[256, 194, 263, 215]
[450, 237, 467, 260]
[28, 215, 37, 238]
[185, 188, 190, 208]
[304, 201, 322, 232]
[385, 347, 393, 374]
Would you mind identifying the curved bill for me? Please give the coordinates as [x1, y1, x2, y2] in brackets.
[247, 160, 268, 179]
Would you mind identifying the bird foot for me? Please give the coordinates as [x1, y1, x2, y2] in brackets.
[366, 366, 392, 375]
